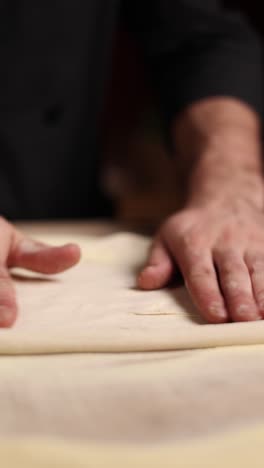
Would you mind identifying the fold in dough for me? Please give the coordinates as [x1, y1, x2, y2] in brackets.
[0, 232, 263, 354]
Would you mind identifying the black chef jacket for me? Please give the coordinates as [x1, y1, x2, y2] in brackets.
[0, 1, 262, 220]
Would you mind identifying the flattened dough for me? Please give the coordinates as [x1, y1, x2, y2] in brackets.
[0, 232, 264, 354]
[1, 424, 264, 468]
[1, 346, 264, 441]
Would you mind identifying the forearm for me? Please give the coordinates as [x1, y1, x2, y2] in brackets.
[173, 98, 264, 209]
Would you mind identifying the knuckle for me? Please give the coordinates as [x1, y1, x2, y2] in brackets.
[248, 259, 264, 275]
[214, 246, 236, 258]
[218, 257, 244, 276]
[219, 228, 236, 244]
[225, 285, 250, 302]
[161, 213, 207, 253]
[223, 279, 240, 292]
[179, 231, 205, 255]
[162, 211, 194, 236]
[220, 262, 236, 276]
[187, 264, 213, 281]
[221, 271, 251, 295]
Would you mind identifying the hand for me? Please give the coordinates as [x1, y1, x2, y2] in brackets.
[0, 217, 81, 327]
[138, 198, 264, 323]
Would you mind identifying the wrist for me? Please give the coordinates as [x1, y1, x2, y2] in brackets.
[173, 97, 262, 166]
[186, 155, 264, 211]
[172, 97, 264, 210]
[173, 97, 261, 153]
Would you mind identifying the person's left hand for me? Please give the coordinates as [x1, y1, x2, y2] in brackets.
[138, 197, 264, 323]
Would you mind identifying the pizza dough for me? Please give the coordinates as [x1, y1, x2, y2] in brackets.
[0, 228, 264, 467]
[0, 423, 264, 468]
[1, 346, 264, 442]
[0, 232, 263, 354]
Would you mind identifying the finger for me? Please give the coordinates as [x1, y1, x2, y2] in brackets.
[177, 249, 228, 324]
[0, 219, 19, 326]
[214, 249, 261, 322]
[157, 220, 228, 322]
[165, 230, 228, 323]
[245, 251, 264, 317]
[0, 218, 80, 328]
[138, 239, 174, 290]
[0, 217, 81, 275]
[0, 267, 17, 327]
[8, 238, 81, 274]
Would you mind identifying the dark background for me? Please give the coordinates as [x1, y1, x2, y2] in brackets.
[224, 1, 262, 32]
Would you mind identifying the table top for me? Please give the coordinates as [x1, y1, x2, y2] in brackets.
[0, 221, 264, 466]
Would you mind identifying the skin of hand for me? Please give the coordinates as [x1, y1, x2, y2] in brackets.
[138, 98, 264, 324]
[0, 218, 81, 328]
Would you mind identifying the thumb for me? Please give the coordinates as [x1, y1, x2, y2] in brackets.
[8, 238, 81, 274]
[137, 238, 173, 290]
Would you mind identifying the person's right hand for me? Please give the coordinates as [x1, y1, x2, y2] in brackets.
[0, 217, 81, 328]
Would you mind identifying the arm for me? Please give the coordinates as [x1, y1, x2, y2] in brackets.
[133, 1, 264, 323]
[174, 97, 264, 211]
[140, 97, 264, 323]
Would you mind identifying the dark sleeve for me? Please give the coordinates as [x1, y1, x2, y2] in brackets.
[122, 0, 263, 126]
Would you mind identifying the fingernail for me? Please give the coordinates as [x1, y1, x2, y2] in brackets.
[139, 266, 154, 277]
[208, 303, 227, 319]
[138, 268, 157, 289]
[19, 240, 47, 254]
